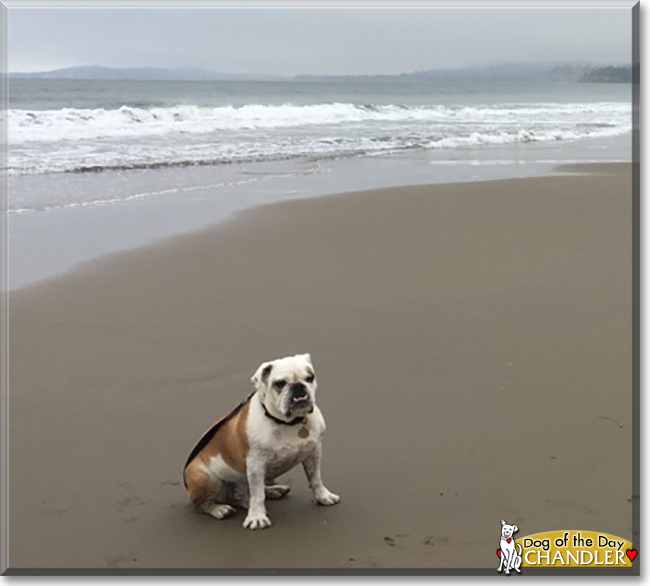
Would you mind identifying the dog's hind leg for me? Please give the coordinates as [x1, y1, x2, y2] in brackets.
[514, 547, 523, 573]
[184, 462, 236, 520]
[265, 483, 291, 500]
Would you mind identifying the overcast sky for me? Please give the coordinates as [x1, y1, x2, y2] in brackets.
[9, 8, 632, 74]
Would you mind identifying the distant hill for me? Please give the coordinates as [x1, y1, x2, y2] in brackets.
[293, 61, 606, 83]
[9, 62, 631, 83]
[579, 65, 633, 83]
[8, 65, 287, 82]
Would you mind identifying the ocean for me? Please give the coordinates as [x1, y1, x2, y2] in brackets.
[10, 79, 632, 192]
[7, 78, 633, 287]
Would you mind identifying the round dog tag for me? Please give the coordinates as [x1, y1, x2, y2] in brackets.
[298, 426, 310, 439]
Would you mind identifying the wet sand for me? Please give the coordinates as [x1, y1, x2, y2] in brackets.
[7, 164, 633, 571]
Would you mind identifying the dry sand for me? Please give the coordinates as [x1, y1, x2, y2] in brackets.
[7, 164, 634, 571]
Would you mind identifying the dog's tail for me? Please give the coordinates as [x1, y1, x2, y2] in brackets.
[516, 543, 523, 556]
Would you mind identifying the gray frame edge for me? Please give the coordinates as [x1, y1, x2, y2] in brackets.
[0, 0, 8, 577]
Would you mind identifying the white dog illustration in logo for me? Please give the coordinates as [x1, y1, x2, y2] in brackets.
[497, 520, 522, 574]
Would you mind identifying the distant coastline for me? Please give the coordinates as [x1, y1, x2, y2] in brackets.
[8, 61, 633, 83]
[578, 65, 635, 84]
[8, 65, 285, 82]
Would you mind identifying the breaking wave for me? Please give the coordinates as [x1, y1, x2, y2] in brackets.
[8, 101, 631, 175]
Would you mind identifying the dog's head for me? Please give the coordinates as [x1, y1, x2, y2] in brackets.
[251, 353, 317, 421]
[501, 520, 518, 539]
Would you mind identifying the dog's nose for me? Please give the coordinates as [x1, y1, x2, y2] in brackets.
[290, 383, 308, 398]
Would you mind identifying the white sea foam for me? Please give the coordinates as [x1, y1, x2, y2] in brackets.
[9, 101, 631, 143]
[7, 101, 632, 177]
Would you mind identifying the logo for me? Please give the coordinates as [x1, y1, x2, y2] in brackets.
[495, 523, 636, 571]
[497, 520, 522, 574]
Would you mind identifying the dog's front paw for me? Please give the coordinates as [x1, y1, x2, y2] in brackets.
[243, 512, 272, 530]
[315, 490, 341, 506]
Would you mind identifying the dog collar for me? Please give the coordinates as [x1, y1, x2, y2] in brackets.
[260, 400, 309, 426]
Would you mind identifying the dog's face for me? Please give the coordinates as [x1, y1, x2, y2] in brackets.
[501, 520, 518, 539]
[251, 354, 317, 419]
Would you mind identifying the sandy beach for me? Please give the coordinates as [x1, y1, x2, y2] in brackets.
[7, 164, 633, 571]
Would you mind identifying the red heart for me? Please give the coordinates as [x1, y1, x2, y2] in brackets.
[626, 549, 637, 562]
[507, 538, 512, 543]
[496, 550, 501, 558]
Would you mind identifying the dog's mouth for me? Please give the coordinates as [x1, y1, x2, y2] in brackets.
[286, 395, 312, 416]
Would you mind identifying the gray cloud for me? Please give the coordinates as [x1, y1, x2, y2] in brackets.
[8, 8, 632, 74]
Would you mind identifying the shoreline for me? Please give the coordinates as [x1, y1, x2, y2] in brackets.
[8, 164, 633, 569]
[8, 152, 631, 292]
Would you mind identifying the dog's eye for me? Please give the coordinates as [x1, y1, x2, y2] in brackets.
[273, 380, 286, 391]
[305, 374, 315, 383]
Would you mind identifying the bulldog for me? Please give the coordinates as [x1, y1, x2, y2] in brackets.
[183, 353, 340, 530]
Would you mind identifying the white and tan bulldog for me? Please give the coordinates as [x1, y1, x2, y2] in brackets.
[183, 353, 340, 530]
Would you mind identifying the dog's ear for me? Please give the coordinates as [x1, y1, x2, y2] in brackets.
[301, 353, 312, 366]
[251, 362, 273, 390]
[513, 525, 518, 533]
[501, 520, 506, 526]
